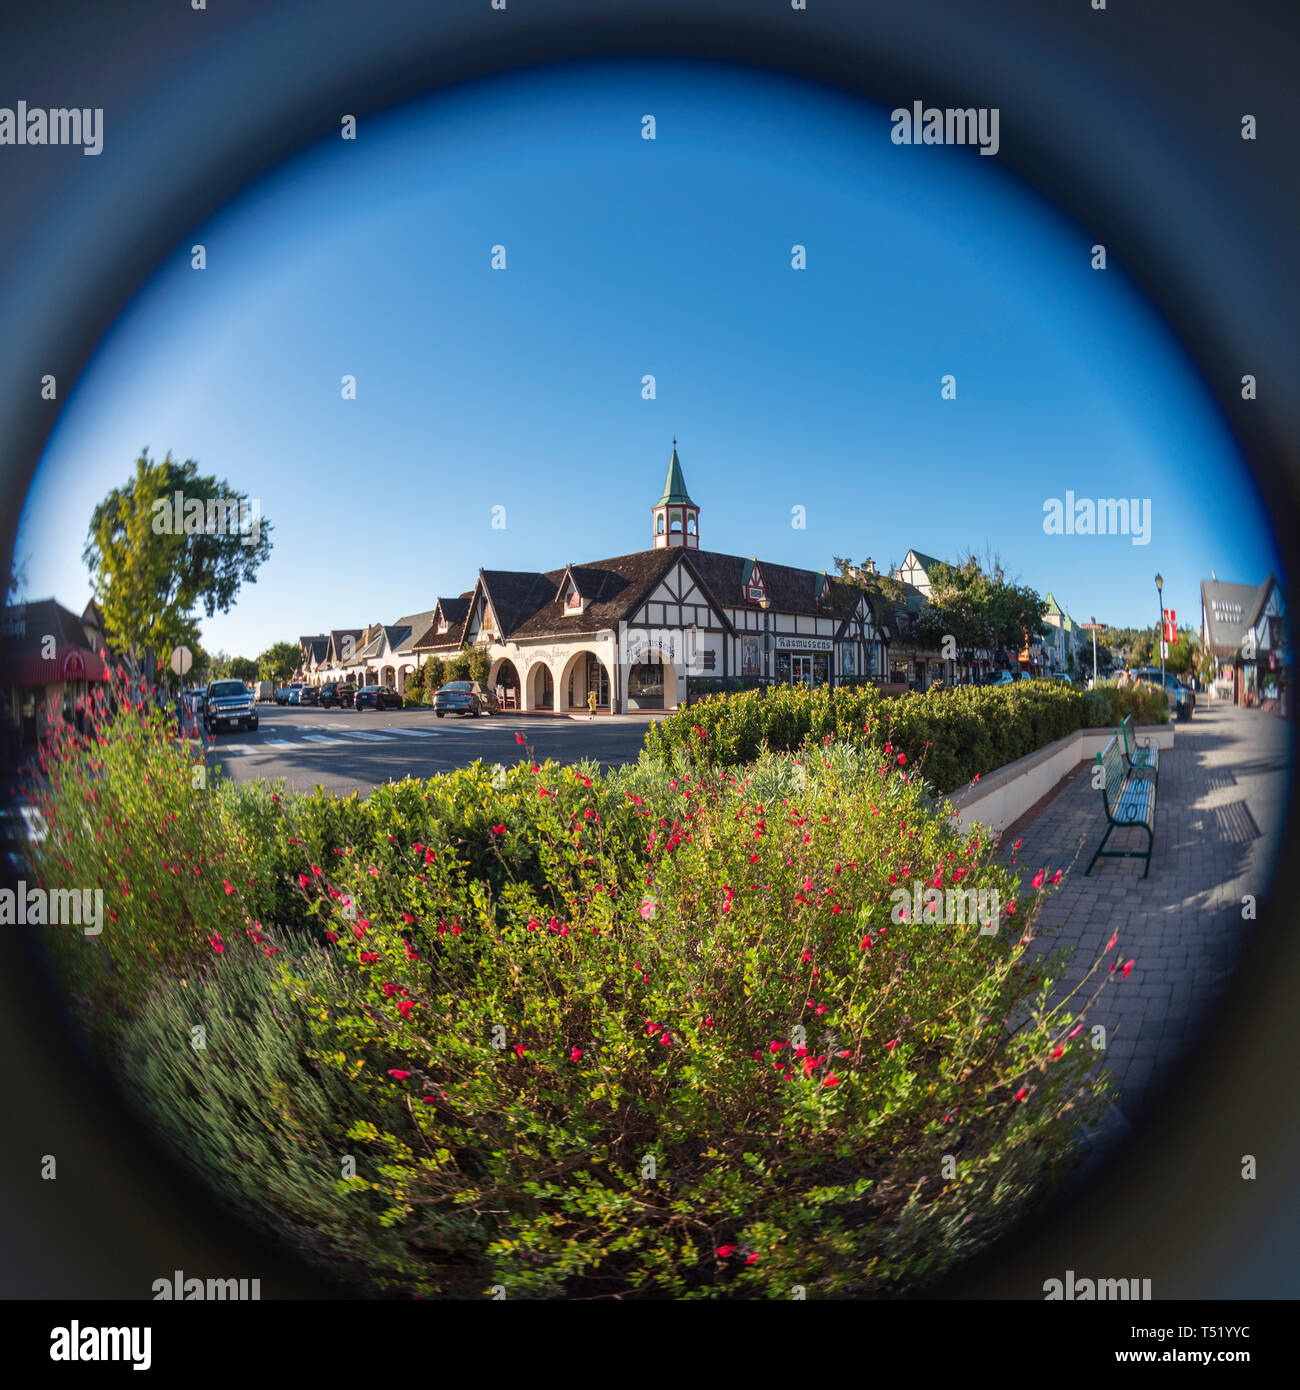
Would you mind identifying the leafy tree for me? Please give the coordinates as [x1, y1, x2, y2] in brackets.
[910, 554, 1048, 659]
[258, 641, 300, 684]
[227, 657, 259, 683]
[82, 450, 272, 663]
[423, 657, 448, 691]
[1165, 626, 1198, 676]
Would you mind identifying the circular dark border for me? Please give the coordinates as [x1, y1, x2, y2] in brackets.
[1, 0, 1296, 1301]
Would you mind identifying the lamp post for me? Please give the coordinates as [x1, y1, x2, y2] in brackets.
[758, 598, 773, 688]
[1155, 573, 1165, 690]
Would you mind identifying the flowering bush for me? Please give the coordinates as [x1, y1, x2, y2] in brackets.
[32, 701, 1121, 1298]
[646, 679, 1167, 793]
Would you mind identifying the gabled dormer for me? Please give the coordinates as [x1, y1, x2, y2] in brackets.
[742, 558, 768, 604]
[559, 566, 591, 616]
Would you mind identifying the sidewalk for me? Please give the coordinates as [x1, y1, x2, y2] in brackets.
[999, 703, 1291, 1123]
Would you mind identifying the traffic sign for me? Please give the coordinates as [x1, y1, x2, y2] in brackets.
[170, 645, 193, 676]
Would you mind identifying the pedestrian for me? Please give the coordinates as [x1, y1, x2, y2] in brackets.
[586, 687, 598, 720]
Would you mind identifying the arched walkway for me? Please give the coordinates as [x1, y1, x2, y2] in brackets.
[526, 660, 554, 712]
[558, 649, 611, 713]
[381, 664, 396, 688]
[490, 657, 522, 711]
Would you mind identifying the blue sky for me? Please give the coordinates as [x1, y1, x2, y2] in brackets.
[18, 58, 1278, 655]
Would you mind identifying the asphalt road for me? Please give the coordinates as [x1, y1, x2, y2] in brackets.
[208, 704, 655, 795]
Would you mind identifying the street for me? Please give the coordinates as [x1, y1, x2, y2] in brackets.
[209, 705, 654, 795]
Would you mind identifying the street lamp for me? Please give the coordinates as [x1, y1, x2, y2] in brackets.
[1155, 573, 1165, 690]
[758, 597, 773, 687]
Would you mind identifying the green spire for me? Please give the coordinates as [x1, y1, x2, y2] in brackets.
[658, 440, 695, 506]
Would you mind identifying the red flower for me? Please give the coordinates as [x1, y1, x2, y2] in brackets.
[223, 880, 235, 895]
[569, 1046, 583, 1061]
[897, 753, 906, 766]
[822, 1074, 841, 1088]
[512, 1044, 527, 1058]
[515, 732, 525, 745]
[387, 1069, 410, 1080]
[359, 952, 378, 963]
[884, 1039, 898, 1050]
[1121, 959, 1134, 978]
[1031, 869, 1045, 889]
[716, 1245, 738, 1258]
[1014, 1086, 1027, 1101]
[208, 935, 224, 954]
[1105, 931, 1118, 952]
[491, 824, 506, 835]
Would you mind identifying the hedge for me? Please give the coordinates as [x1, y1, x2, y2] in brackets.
[645, 678, 1168, 794]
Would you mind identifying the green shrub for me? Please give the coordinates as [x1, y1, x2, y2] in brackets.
[1082, 680, 1169, 730]
[35, 694, 1118, 1300]
[645, 679, 1116, 793]
[116, 940, 420, 1291]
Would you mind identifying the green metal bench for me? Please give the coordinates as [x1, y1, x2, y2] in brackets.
[1119, 712, 1159, 782]
[1087, 734, 1157, 878]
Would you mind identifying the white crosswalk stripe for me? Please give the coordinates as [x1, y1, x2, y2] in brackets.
[300, 735, 347, 745]
[339, 731, 396, 741]
[382, 728, 439, 737]
[262, 738, 294, 746]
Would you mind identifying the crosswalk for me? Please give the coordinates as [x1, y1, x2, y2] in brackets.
[210, 725, 444, 756]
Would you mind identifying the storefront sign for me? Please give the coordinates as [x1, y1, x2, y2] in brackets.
[774, 635, 833, 652]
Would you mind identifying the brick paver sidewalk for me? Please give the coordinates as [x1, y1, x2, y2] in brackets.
[997, 702, 1291, 1128]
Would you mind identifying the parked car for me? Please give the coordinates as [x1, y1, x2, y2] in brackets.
[433, 680, 499, 717]
[983, 669, 1031, 686]
[298, 685, 320, 707]
[354, 684, 403, 711]
[203, 678, 259, 734]
[319, 682, 357, 709]
[1129, 667, 1194, 718]
[255, 680, 275, 703]
[278, 683, 302, 705]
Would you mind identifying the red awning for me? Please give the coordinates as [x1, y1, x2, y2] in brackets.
[4, 644, 110, 687]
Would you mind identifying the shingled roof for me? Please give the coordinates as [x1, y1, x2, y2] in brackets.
[411, 594, 474, 652]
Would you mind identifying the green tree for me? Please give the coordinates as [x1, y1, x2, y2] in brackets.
[1165, 626, 1198, 676]
[258, 641, 300, 684]
[82, 450, 272, 664]
[227, 656, 259, 683]
[910, 554, 1048, 659]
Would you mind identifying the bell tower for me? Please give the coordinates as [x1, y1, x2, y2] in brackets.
[652, 440, 699, 550]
